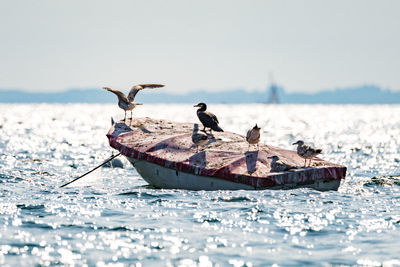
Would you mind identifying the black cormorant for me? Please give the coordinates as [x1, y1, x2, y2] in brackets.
[193, 103, 224, 133]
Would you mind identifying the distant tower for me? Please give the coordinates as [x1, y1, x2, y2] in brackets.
[267, 74, 279, 104]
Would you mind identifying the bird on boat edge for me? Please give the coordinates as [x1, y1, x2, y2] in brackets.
[103, 84, 164, 125]
[292, 140, 322, 167]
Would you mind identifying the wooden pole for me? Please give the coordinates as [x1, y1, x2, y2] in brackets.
[59, 152, 121, 188]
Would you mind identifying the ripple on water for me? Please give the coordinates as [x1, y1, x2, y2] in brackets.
[363, 175, 400, 187]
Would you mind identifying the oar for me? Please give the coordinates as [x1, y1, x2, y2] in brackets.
[59, 152, 121, 188]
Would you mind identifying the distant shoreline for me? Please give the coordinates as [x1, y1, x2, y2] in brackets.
[1, 85, 399, 104]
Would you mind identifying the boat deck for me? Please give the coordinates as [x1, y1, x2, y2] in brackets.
[107, 117, 346, 190]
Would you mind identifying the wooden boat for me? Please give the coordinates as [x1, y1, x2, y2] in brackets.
[106, 117, 346, 191]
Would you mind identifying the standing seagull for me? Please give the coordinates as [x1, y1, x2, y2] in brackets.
[292, 140, 322, 167]
[192, 132, 208, 153]
[194, 103, 223, 134]
[246, 124, 261, 151]
[191, 124, 209, 152]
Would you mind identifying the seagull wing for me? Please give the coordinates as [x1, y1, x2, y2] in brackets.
[303, 145, 322, 157]
[103, 87, 129, 102]
[128, 84, 164, 102]
[246, 129, 252, 141]
[138, 84, 165, 89]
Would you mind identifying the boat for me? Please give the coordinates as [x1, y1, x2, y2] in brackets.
[106, 117, 346, 191]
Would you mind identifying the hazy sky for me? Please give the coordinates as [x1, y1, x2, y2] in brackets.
[1, 0, 399, 93]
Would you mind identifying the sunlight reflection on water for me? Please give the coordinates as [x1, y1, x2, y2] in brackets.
[0, 103, 400, 266]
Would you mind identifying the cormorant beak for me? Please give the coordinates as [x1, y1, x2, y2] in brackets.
[292, 142, 297, 145]
[193, 104, 200, 107]
[136, 103, 143, 105]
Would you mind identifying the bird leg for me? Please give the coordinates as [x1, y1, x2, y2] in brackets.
[248, 144, 250, 151]
[129, 110, 134, 126]
[124, 111, 127, 122]
[304, 159, 306, 168]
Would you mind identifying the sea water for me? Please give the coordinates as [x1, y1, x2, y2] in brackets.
[0, 104, 399, 266]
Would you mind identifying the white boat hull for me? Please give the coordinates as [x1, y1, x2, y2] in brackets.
[127, 158, 341, 191]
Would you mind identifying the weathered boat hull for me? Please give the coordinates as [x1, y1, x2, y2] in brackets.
[127, 158, 341, 191]
[107, 117, 346, 191]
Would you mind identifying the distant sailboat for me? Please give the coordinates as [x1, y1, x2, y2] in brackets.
[267, 74, 279, 104]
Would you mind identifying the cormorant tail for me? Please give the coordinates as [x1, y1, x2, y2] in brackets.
[212, 125, 224, 132]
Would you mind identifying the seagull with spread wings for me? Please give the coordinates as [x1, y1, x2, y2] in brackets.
[103, 84, 164, 124]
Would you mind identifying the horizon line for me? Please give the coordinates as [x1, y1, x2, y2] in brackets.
[0, 83, 398, 94]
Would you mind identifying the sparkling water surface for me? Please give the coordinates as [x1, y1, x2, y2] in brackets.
[0, 104, 400, 266]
